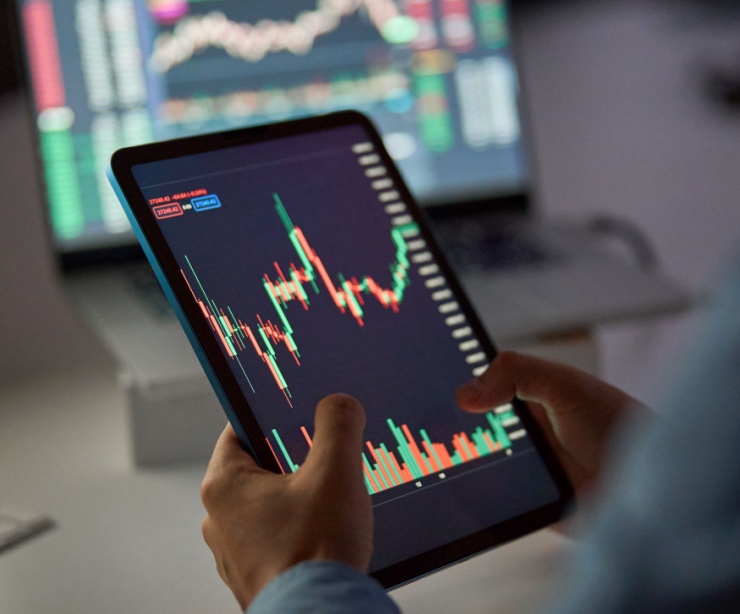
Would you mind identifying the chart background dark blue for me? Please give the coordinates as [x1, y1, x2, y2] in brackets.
[131, 123, 561, 571]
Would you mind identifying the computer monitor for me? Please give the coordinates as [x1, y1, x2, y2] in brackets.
[13, 0, 530, 259]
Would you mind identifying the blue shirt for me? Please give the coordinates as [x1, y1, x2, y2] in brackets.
[250, 256, 740, 613]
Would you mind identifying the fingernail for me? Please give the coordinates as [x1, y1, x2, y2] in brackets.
[457, 379, 487, 403]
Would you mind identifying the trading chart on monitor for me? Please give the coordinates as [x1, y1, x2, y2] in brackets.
[18, 0, 529, 252]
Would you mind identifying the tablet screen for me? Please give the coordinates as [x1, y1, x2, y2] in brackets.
[125, 116, 566, 582]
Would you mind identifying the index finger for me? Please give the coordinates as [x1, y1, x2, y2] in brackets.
[205, 424, 262, 477]
[216, 421, 256, 457]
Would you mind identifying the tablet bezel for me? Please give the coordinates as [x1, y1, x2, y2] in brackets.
[107, 110, 573, 589]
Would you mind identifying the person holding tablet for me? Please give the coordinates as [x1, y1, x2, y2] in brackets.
[201, 254, 740, 613]
[109, 112, 582, 583]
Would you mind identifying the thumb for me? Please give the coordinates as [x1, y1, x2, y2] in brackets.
[456, 350, 639, 418]
[455, 351, 525, 412]
[456, 350, 601, 413]
[300, 393, 366, 485]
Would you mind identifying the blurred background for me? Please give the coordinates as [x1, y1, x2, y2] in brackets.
[0, 0, 739, 612]
[1, 0, 739, 398]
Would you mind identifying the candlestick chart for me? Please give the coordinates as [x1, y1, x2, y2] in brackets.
[180, 192, 419, 406]
[269, 405, 523, 495]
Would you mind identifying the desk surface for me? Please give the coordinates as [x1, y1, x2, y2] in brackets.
[0, 362, 569, 614]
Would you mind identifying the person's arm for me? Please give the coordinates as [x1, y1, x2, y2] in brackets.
[542, 260, 740, 614]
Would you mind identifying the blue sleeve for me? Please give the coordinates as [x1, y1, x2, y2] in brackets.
[549, 256, 740, 613]
[247, 561, 401, 614]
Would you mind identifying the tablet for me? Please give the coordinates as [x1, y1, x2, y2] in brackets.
[107, 110, 572, 588]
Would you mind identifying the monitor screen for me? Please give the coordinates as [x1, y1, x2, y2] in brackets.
[15, 0, 530, 255]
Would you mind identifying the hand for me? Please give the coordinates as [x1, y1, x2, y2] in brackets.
[201, 394, 373, 610]
[456, 351, 648, 503]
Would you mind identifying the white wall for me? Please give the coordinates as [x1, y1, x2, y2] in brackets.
[515, 0, 740, 404]
[520, 0, 740, 290]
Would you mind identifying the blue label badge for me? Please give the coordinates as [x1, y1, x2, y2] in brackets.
[191, 194, 222, 211]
